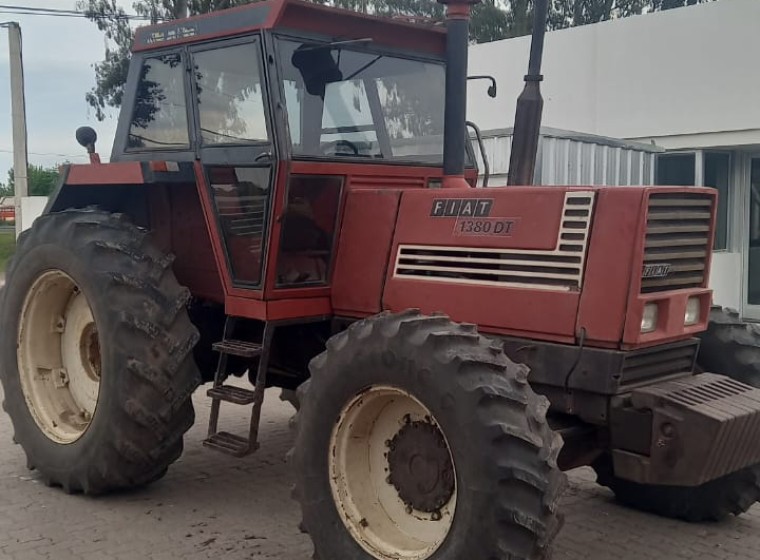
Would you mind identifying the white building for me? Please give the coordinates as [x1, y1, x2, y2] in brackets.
[467, 0, 760, 319]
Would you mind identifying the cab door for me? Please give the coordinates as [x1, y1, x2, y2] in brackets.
[189, 37, 276, 297]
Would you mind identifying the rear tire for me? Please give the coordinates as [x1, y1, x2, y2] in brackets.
[292, 311, 566, 560]
[0, 210, 201, 494]
[594, 306, 760, 521]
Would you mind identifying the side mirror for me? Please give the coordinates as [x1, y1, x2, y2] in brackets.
[76, 126, 98, 154]
[468, 75, 498, 98]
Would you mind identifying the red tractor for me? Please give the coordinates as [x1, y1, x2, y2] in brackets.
[1, 0, 759, 558]
[0, 204, 14, 223]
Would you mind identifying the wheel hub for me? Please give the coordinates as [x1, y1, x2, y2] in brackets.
[79, 323, 102, 382]
[329, 386, 457, 560]
[388, 421, 455, 514]
[17, 270, 102, 444]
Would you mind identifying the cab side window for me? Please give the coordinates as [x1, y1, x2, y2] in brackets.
[277, 176, 343, 287]
[128, 53, 190, 150]
[209, 166, 272, 286]
[193, 42, 270, 145]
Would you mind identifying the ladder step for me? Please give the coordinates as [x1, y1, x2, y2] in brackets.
[203, 432, 258, 457]
[207, 385, 257, 405]
[212, 339, 262, 358]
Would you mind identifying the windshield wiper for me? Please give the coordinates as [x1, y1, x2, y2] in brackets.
[299, 38, 373, 51]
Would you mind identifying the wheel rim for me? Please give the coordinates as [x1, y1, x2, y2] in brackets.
[17, 270, 102, 444]
[329, 386, 457, 560]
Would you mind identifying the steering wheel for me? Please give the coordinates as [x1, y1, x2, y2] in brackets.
[322, 139, 360, 156]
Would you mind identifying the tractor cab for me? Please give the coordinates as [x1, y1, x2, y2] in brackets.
[103, 0, 476, 314]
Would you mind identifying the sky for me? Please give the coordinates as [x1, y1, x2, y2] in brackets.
[0, 0, 134, 185]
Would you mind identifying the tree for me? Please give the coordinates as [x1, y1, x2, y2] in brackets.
[548, 0, 709, 29]
[5, 165, 61, 197]
[80, 0, 716, 119]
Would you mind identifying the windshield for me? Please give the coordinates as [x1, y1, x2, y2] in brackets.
[278, 38, 465, 165]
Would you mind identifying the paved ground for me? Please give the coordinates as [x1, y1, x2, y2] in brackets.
[0, 385, 758, 560]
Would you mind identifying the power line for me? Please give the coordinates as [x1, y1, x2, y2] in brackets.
[0, 4, 155, 21]
[0, 5, 89, 16]
[0, 148, 89, 159]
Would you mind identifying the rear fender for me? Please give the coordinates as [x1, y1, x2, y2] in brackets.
[46, 161, 196, 228]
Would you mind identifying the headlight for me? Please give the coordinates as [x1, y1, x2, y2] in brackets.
[684, 297, 701, 326]
[641, 303, 659, 333]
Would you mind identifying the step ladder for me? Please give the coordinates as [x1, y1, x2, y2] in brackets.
[203, 317, 274, 457]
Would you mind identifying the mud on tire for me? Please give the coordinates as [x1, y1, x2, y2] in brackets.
[292, 310, 566, 560]
[0, 210, 201, 494]
[594, 306, 760, 521]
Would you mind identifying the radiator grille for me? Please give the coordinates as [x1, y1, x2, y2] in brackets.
[641, 193, 713, 293]
[394, 192, 595, 291]
[620, 340, 698, 386]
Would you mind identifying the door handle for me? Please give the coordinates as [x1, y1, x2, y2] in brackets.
[254, 151, 273, 162]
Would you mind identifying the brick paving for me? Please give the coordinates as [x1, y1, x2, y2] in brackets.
[0, 385, 758, 560]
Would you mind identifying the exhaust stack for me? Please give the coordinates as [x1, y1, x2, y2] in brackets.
[507, 0, 549, 186]
[438, 0, 480, 189]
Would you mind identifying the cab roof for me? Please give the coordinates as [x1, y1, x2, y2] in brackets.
[133, 0, 446, 56]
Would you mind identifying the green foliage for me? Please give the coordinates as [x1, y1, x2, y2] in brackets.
[0, 232, 15, 273]
[80, 0, 716, 120]
[6, 165, 61, 197]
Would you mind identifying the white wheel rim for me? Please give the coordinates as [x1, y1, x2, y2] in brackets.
[329, 386, 457, 560]
[17, 270, 101, 444]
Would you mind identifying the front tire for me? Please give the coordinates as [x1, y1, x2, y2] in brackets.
[0, 210, 201, 494]
[594, 306, 760, 521]
[293, 311, 566, 560]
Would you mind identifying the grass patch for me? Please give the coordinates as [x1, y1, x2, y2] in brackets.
[0, 231, 15, 274]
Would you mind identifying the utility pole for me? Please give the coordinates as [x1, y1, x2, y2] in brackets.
[2, 22, 28, 239]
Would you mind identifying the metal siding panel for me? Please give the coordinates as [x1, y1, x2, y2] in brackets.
[607, 148, 618, 186]
[595, 145, 607, 185]
[561, 139, 570, 184]
[568, 140, 579, 184]
[478, 130, 660, 188]
[542, 137, 554, 184]
[496, 136, 511, 176]
[544, 137, 556, 184]
[581, 142, 593, 184]
[643, 153, 653, 185]
[630, 151, 642, 185]
[619, 149, 629, 186]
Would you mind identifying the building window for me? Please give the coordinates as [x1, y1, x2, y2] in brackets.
[128, 53, 189, 150]
[656, 151, 729, 251]
[656, 153, 695, 186]
[704, 153, 730, 251]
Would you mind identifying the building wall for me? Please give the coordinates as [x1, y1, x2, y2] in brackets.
[20, 197, 47, 232]
[711, 252, 742, 311]
[468, 0, 760, 317]
[467, 0, 760, 149]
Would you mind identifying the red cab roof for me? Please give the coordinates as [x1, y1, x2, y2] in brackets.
[133, 0, 446, 56]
